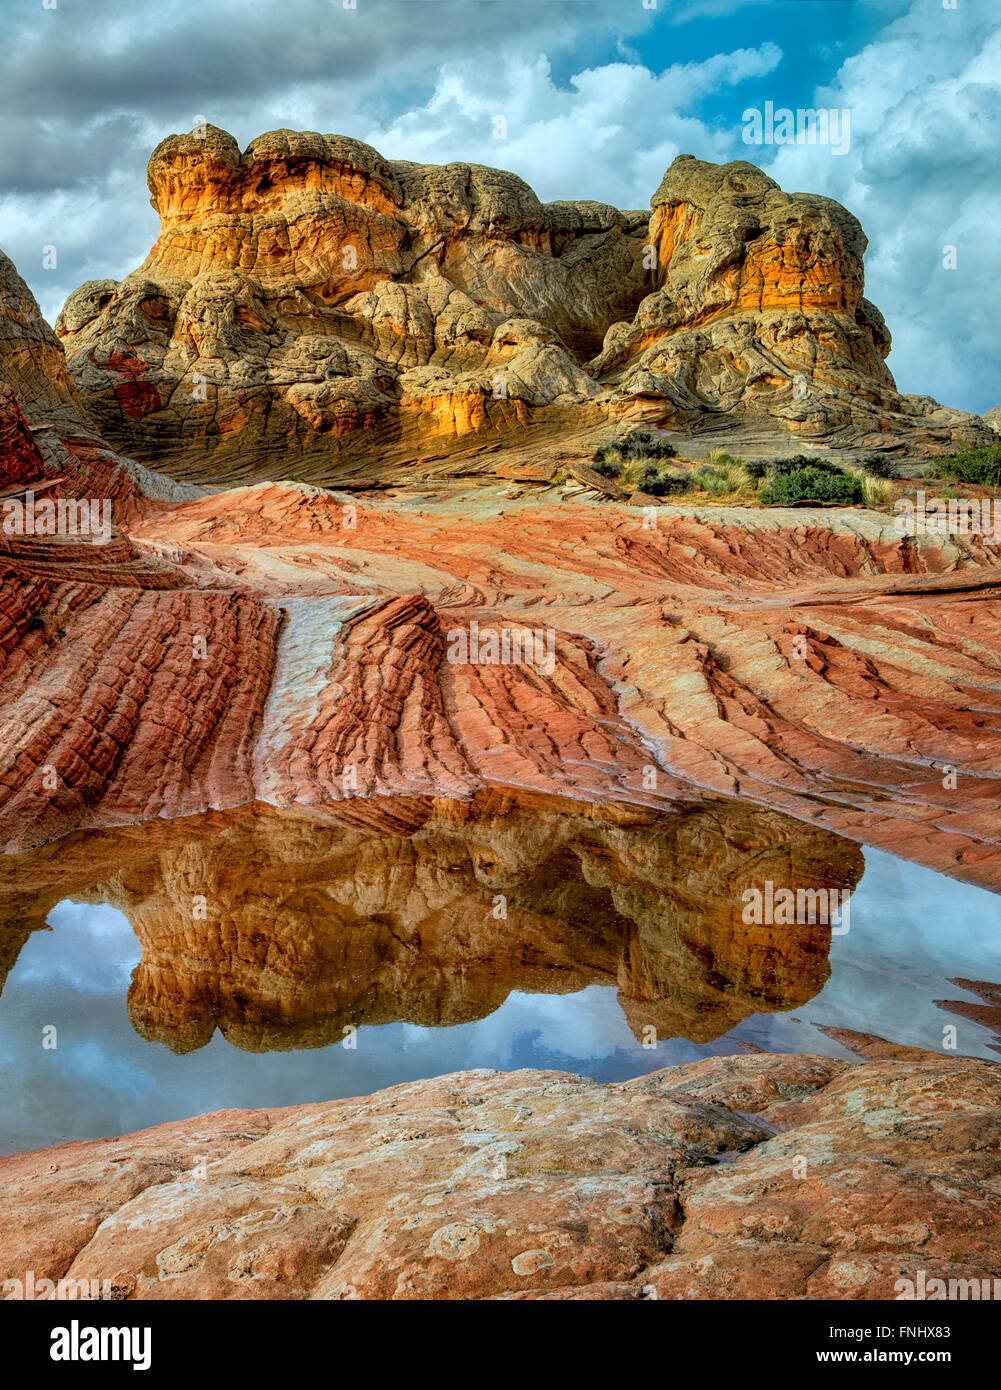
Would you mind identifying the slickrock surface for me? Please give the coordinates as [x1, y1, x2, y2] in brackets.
[1, 1050, 998, 1300]
[54, 131, 989, 481]
[125, 485, 1001, 890]
[3, 467, 1000, 883]
[0, 791, 863, 1049]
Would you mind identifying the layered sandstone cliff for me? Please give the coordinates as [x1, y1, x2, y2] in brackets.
[53, 129, 990, 482]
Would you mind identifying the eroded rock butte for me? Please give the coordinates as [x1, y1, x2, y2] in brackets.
[54, 131, 990, 481]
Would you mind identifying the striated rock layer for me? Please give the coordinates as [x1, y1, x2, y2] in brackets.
[54, 129, 990, 483]
[1, 1048, 999, 1300]
[3, 464, 1000, 884]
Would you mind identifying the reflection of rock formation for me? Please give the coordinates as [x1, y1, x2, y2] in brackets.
[0, 789, 863, 1051]
[937, 979, 1001, 1057]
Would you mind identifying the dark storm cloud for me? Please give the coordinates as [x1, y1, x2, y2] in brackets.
[0, 0, 638, 190]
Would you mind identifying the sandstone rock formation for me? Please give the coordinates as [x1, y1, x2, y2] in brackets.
[0, 249, 191, 512]
[53, 130, 990, 483]
[5, 238, 1001, 881]
[2, 1049, 998, 1300]
[3, 442, 1000, 885]
[0, 792, 863, 1050]
[1, 138, 1000, 1307]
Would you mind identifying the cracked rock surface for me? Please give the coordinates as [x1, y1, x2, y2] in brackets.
[1, 1046, 998, 1300]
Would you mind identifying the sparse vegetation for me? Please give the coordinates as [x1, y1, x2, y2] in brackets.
[933, 441, 1001, 488]
[759, 466, 864, 506]
[858, 475, 890, 508]
[576, 438, 896, 508]
[591, 430, 677, 477]
[628, 465, 690, 496]
[767, 454, 845, 477]
[691, 453, 755, 496]
[590, 431, 684, 495]
[858, 453, 901, 480]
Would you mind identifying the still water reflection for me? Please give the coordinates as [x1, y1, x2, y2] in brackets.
[1, 791, 998, 1153]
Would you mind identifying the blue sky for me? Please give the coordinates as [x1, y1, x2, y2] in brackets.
[0, 0, 996, 413]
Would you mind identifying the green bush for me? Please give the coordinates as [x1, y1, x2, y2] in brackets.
[744, 458, 769, 480]
[620, 430, 676, 460]
[690, 465, 730, 496]
[591, 450, 623, 478]
[760, 467, 864, 506]
[933, 442, 1001, 487]
[591, 432, 676, 478]
[627, 464, 690, 496]
[859, 453, 901, 480]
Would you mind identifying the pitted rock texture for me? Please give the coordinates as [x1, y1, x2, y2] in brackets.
[54, 132, 990, 482]
[1, 1051, 998, 1300]
[0, 247, 193, 516]
[0, 791, 863, 1050]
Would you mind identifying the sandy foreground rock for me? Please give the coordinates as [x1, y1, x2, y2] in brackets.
[1, 1045, 998, 1301]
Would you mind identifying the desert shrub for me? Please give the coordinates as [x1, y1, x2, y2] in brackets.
[759, 467, 864, 506]
[690, 465, 737, 497]
[591, 450, 624, 478]
[859, 453, 901, 479]
[933, 442, 1001, 487]
[592, 432, 676, 476]
[620, 430, 676, 460]
[689, 455, 755, 496]
[621, 460, 690, 495]
[859, 476, 890, 508]
[767, 454, 845, 478]
[647, 469, 691, 496]
[743, 458, 769, 480]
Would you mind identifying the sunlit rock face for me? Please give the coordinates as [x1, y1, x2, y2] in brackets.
[0, 791, 864, 1051]
[0, 248, 191, 515]
[54, 131, 989, 483]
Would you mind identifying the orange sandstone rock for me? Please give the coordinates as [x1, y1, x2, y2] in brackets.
[54, 135, 991, 483]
